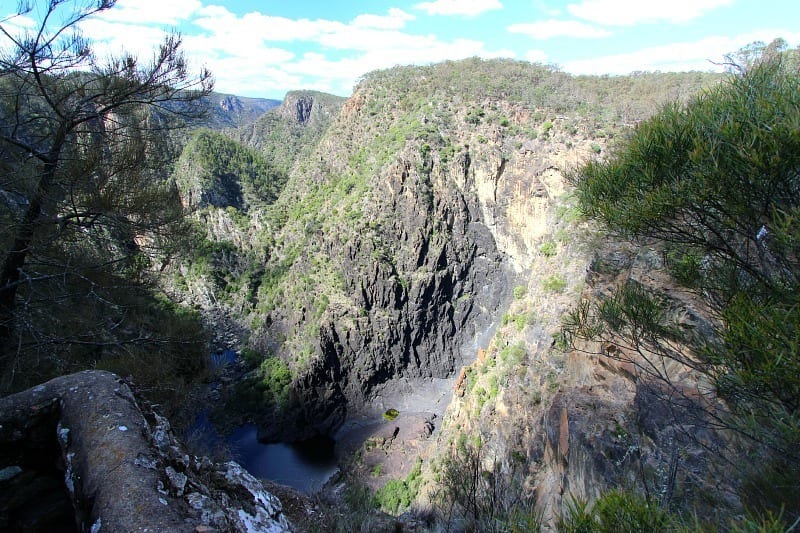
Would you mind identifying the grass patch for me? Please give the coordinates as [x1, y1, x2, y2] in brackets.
[542, 274, 567, 293]
[539, 240, 557, 257]
[513, 285, 528, 299]
[373, 458, 423, 514]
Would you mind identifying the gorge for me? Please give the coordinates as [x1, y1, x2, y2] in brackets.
[3, 49, 799, 531]
[165, 58, 738, 527]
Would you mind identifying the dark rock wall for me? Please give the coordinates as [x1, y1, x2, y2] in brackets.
[254, 149, 510, 441]
[320, 159, 508, 409]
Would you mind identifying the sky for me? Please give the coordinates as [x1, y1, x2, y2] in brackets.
[2, 0, 799, 99]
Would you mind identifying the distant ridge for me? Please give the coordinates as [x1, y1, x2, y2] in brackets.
[202, 92, 282, 130]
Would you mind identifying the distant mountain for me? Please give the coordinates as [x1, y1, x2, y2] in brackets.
[238, 90, 346, 178]
[201, 92, 281, 130]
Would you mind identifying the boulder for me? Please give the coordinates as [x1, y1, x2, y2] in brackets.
[0, 370, 291, 532]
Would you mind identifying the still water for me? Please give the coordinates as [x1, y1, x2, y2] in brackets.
[227, 425, 339, 494]
[200, 352, 339, 493]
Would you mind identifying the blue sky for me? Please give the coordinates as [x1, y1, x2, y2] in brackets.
[3, 0, 798, 99]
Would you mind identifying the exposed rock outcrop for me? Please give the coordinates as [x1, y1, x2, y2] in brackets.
[202, 93, 280, 130]
[0, 371, 290, 532]
[429, 233, 738, 527]
[168, 63, 728, 521]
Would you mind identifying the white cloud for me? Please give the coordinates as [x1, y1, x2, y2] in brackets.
[567, 0, 733, 26]
[95, 0, 202, 25]
[0, 12, 35, 29]
[508, 19, 611, 39]
[80, 19, 171, 60]
[525, 49, 549, 63]
[284, 38, 513, 96]
[200, 56, 303, 97]
[317, 28, 432, 52]
[178, 4, 512, 96]
[414, 0, 503, 17]
[0, 12, 36, 48]
[184, 32, 294, 64]
[352, 8, 415, 29]
[193, 7, 339, 43]
[562, 32, 800, 74]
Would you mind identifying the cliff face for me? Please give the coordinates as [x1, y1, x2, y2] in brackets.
[171, 60, 726, 517]
[201, 93, 281, 130]
[238, 90, 346, 179]
[244, 83, 518, 440]
[240, 61, 686, 441]
[430, 232, 735, 526]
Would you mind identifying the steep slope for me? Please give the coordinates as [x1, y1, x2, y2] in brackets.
[174, 129, 286, 211]
[422, 232, 734, 527]
[166, 57, 730, 527]
[170, 91, 344, 349]
[176, 59, 720, 445]
[239, 90, 346, 179]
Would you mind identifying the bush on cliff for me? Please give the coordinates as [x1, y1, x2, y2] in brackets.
[566, 45, 800, 522]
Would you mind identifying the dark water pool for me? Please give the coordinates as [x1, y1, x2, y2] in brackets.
[188, 411, 339, 494]
[227, 425, 339, 494]
[197, 352, 340, 493]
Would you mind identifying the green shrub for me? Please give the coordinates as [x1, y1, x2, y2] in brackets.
[542, 274, 567, 292]
[383, 408, 400, 421]
[241, 347, 262, 368]
[500, 342, 526, 366]
[465, 107, 485, 124]
[554, 229, 570, 244]
[373, 458, 423, 514]
[593, 490, 670, 531]
[513, 313, 532, 332]
[513, 285, 528, 299]
[539, 241, 557, 257]
[557, 491, 670, 532]
[374, 479, 408, 513]
[258, 357, 293, 407]
[567, 53, 800, 519]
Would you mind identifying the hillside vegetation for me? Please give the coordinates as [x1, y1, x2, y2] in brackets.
[168, 58, 728, 490]
[567, 52, 800, 525]
[9, 5, 796, 527]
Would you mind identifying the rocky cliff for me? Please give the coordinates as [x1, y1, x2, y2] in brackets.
[171, 59, 720, 437]
[169, 58, 725, 524]
[201, 93, 281, 130]
[423, 232, 736, 527]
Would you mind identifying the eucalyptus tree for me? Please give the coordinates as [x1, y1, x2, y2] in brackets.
[565, 51, 800, 518]
[0, 0, 213, 389]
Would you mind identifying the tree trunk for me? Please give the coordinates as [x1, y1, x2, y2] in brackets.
[0, 157, 58, 344]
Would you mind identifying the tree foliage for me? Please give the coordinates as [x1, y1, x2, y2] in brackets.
[433, 435, 539, 532]
[557, 491, 672, 533]
[566, 48, 800, 519]
[0, 0, 213, 392]
[176, 128, 286, 209]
